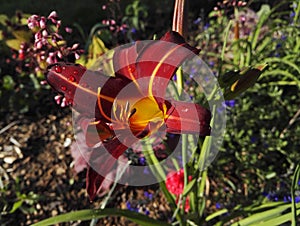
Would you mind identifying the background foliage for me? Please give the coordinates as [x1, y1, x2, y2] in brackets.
[0, 0, 299, 225]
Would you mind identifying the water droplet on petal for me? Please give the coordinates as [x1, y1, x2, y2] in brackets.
[54, 65, 62, 73]
[68, 76, 75, 82]
[73, 70, 79, 75]
[61, 85, 67, 91]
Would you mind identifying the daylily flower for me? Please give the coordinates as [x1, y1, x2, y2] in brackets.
[46, 31, 211, 200]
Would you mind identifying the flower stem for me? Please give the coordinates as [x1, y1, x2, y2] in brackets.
[172, 0, 188, 38]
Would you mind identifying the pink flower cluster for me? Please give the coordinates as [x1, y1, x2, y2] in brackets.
[26, 11, 83, 68]
[214, 0, 247, 10]
[102, 19, 127, 32]
[9, 11, 83, 72]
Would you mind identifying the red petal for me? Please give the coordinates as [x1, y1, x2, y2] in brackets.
[86, 166, 104, 201]
[165, 100, 211, 136]
[113, 43, 138, 80]
[135, 31, 200, 96]
[46, 63, 87, 102]
[86, 137, 128, 201]
[46, 63, 112, 120]
[136, 31, 200, 79]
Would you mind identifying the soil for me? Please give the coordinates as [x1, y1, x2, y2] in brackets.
[0, 105, 172, 226]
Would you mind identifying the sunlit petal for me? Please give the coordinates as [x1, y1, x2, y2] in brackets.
[165, 100, 211, 136]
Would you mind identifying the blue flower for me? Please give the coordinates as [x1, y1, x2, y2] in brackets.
[131, 28, 137, 34]
[290, 11, 296, 18]
[126, 201, 131, 209]
[144, 209, 150, 215]
[276, 43, 282, 49]
[225, 100, 235, 108]
[139, 157, 146, 165]
[173, 74, 177, 81]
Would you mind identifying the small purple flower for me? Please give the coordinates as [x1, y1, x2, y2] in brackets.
[139, 157, 146, 165]
[144, 209, 150, 215]
[144, 191, 153, 200]
[193, 17, 201, 25]
[290, 11, 296, 18]
[276, 43, 282, 49]
[204, 23, 210, 30]
[173, 74, 177, 81]
[225, 100, 235, 107]
[126, 201, 131, 209]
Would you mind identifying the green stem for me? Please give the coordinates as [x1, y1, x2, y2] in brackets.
[181, 134, 188, 218]
[291, 164, 300, 226]
[142, 138, 183, 224]
[293, 1, 300, 25]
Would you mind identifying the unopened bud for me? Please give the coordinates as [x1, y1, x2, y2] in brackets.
[223, 63, 268, 100]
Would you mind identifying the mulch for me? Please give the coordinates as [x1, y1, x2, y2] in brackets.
[0, 106, 172, 226]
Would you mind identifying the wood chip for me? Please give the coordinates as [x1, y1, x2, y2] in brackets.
[4, 156, 17, 164]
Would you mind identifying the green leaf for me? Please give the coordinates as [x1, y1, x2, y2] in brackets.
[182, 178, 196, 196]
[9, 200, 23, 213]
[291, 164, 300, 226]
[264, 57, 300, 75]
[3, 75, 15, 90]
[5, 39, 22, 50]
[12, 30, 32, 42]
[84, 35, 108, 68]
[31, 209, 171, 226]
[251, 4, 271, 50]
[205, 208, 229, 222]
[261, 69, 300, 88]
[0, 14, 8, 25]
[255, 208, 300, 226]
[231, 203, 292, 226]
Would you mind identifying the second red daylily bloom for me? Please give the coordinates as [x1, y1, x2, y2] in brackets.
[46, 31, 211, 200]
[166, 169, 192, 212]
